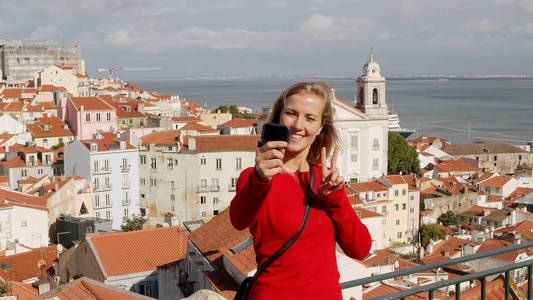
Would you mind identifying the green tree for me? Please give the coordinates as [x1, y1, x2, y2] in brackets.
[121, 216, 146, 232]
[0, 281, 10, 296]
[437, 210, 458, 226]
[51, 142, 64, 150]
[420, 224, 446, 248]
[388, 132, 422, 177]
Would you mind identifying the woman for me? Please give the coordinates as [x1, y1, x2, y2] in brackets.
[230, 81, 371, 299]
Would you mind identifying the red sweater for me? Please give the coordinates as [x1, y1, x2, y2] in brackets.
[230, 165, 372, 299]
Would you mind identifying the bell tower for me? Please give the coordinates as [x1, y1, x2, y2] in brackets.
[355, 50, 388, 118]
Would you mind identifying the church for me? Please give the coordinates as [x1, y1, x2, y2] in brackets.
[333, 52, 389, 182]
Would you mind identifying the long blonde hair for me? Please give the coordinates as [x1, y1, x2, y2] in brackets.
[268, 81, 338, 164]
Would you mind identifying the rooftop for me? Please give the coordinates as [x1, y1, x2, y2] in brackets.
[442, 143, 527, 155]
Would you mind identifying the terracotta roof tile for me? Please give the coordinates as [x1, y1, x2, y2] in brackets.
[434, 162, 482, 173]
[180, 122, 218, 133]
[10, 281, 38, 300]
[444, 278, 509, 300]
[0, 88, 23, 99]
[88, 226, 187, 276]
[81, 133, 136, 152]
[479, 176, 512, 188]
[354, 206, 382, 218]
[26, 123, 74, 138]
[171, 116, 202, 122]
[0, 245, 58, 282]
[220, 118, 257, 128]
[349, 181, 388, 192]
[70, 96, 115, 111]
[475, 238, 533, 261]
[33, 277, 153, 300]
[442, 143, 527, 155]
[0, 188, 48, 211]
[383, 175, 407, 185]
[141, 130, 180, 145]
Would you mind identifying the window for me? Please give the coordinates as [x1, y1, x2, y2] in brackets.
[214, 210, 219, 215]
[106, 113, 111, 121]
[381, 205, 387, 213]
[171, 194, 175, 201]
[231, 177, 237, 188]
[93, 161, 99, 172]
[351, 154, 358, 162]
[373, 88, 378, 104]
[105, 177, 110, 188]
[140, 155, 146, 164]
[122, 158, 128, 169]
[494, 155, 497, 161]
[150, 178, 157, 186]
[382, 219, 386, 225]
[402, 203, 406, 210]
[151, 158, 157, 169]
[396, 219, 400, 225]
[95, 211, 100, 219]
[21, 220, 27, 227]
[95, 195, 100, 207]
[171, 181, 175, 189]
[395, 204, 399, 211]
[167, 158, 173, 169]
[236, 157, 242, 170]
[410, 207, 414, 213]
[93, 178, 99, 190]
[216, 158, 222, 170]
[519, 155, 522, 160]
[123, 208, 129, 220]
[140, 178, 145, 185]
[104, 160, 109, 171]
[106, 210, 111, 220]
[105, 194, 110, 206]
[201, 210, 206, 217]
[372, 159, 379, 170]
[200, 157, 206, 165]
[213, 197, 219, 204]
[21, 169, 27, 177]
[397, 232, 402, 239]
[200, 196, 207, 204]
[394, 190, 399, 197]
[410, 195, 414, 201]
[96, 113, 101, 121]
[200, 179, 207, 188]
[37, 169, 43, 175]
[86, 113, 90, 121]
[122, 174, 129, 188]
[350, 135, 358, 150]
[372, 138, 379, 151]
[168, 146, 173, 151]
[402, 189, 406, 196]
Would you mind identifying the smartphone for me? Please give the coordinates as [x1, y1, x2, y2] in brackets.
[258, 122, 291, 147]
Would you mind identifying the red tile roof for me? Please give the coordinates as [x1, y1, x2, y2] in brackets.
[88, 226, 188, 276]
[434, 162, 482, 173]
[363, 282, 432, 300]
[494, 220, 533, 234]
[0, 188, 48, 211]
[476, 238, 533, 261]
[0, 88, 23, 99]
[141, 130, 180, 145]
[70, 96, 115, 111]
[382, 175, 407, 185]
[180, 122, 218, 133]
[426, 237, 481, 258]
[33, 277, 152, 300]
[220, 118, 257, 128]
[354, 206, 382, 218]
[26, 123, 74, 138]
[0, 245, 58, 282]
[479, 176, 512, 188]
[81, 133, 136, 152]
[10, 281, 38, 300]
[171, 116, 202, 122]
[444, 278, 507, 300]
[349, 181, 388, 192]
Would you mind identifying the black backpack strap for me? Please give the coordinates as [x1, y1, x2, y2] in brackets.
[252, 163, 315, 279]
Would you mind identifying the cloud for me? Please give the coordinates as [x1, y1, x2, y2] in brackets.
[296, 13, 392, 41]
[512, 23, 533, 34]
[516, 0, 533, 13]
[463, 19, 503, 33]
[29, 26, 61, 40]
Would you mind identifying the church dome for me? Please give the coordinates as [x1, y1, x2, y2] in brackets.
[361, 51, 384, 80]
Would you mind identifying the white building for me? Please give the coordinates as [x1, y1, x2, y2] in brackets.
[0, 188, 49, 253]
[333, 52, 389, 182]
[0, 113, 25, 134]
[64, 132, 140, 230]
[139, 130, 258, 226]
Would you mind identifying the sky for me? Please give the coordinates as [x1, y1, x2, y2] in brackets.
[1, 0, 533, 78]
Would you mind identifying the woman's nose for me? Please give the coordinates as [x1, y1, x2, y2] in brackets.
[291, 116, 304, 131]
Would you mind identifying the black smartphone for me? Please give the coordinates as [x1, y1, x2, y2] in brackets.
[258, 122, 291, 147]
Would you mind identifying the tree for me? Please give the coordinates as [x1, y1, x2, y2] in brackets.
[121, 216, 146, 232]
[437, 210, 458, 226]
[213, 104, 256, 119]
[0, 281, 10, 296]
[388, 132, 422, 177]
[420, 224, 446, 248]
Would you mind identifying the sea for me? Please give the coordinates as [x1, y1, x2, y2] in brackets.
[127, 77, 533, 145]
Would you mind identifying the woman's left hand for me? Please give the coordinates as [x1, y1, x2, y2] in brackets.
[319, 146, 344, 195]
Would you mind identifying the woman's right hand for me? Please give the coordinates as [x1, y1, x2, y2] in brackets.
[254, 141, 287, 182]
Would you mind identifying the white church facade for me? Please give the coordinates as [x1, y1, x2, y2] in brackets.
[333, 52, 389, 182]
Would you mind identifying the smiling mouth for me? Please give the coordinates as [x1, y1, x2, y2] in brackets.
[290, 134, 303, 142]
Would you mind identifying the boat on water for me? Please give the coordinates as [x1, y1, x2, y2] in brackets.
[388, 112, 416, 139]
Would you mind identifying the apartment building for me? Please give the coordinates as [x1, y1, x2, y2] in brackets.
[139, 130, 258, 226]
[64, 132, 140, 230]
[0, 145, 57, 189]
[58, 96, 118, 139]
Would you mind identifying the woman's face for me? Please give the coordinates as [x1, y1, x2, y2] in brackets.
[279, 92, 324, 155]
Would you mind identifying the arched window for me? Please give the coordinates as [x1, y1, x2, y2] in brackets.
[372, 88, 378, 104]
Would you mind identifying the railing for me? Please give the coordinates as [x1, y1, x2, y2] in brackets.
[93, 184, 112, 192]
[341, 240, 533, 300]
[121, 164, 131, 172]
[93, 167, 111, 174]
[209, 185, 220, 192]
[228, 184, 236, 192]
[197, 186, 209, 193]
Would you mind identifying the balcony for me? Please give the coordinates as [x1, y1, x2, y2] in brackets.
[93, 184, 112, 192]
[341, 240, 533, 299]
[122, 182, 130, 189]
[93, 167, 111, 175]
[121, 164, 131, 173]
[122, 198, 131, 206]
[197, 186, 209, 193]
[209, 185, 220, 192]
[228, 184, 236, 192]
